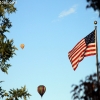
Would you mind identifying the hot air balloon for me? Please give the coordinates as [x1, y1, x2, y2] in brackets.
[20, 44, 24, 49]
[37, 85, 46, 97]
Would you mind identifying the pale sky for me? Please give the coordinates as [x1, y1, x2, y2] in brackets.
[0, 0, 100, 100]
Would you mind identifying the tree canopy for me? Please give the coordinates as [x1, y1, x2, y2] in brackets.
[0, 0, 31, 100]
[71, 64, 100, 100]
[0, 0, 17, 74]
[86, 0, 100, 17]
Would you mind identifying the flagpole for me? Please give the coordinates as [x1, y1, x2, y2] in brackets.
[94, 21, 99, 82]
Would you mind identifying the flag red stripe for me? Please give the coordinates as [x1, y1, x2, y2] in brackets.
[68, 39, 84, 57]
[85, 49, 96, 53]
[72, 49, 96, 69]
[69, 42, 86, 59]
[70, 47, 85, 64]
[69, 44, 86, 61]
[84, 53, 96, 57]
[68, 37, 96, 70]
[69, 39, 84, 54]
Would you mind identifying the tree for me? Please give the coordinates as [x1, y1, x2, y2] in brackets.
[0, 0, 31, 99]
[86, 0, 100, 17]
[0, 0, 17, 74]
[71, 64, 100, 100]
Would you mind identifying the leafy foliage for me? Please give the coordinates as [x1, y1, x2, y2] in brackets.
[0, 85, 31, 100]
[0, 1, 32, 100]
[0, 0, 17, 74]
[0, 0, 16, 16]
[0, 36, 18, 74]
[86, 0, 100, 17]
[0, 86, 6, 99]
[71, 65, 100, 100]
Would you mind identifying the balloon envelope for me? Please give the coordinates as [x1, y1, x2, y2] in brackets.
[20, 44, 24, 49]
[37, 85, 46, 97]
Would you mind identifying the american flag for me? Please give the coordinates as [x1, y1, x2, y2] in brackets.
[68, 30, 96, 70]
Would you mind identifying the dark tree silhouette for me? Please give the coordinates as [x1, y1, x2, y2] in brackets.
[71, 64, 100, 100]
[86, 0, 100, 17]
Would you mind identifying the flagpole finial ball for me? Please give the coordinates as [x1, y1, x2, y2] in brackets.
[94, 21, 97, 25]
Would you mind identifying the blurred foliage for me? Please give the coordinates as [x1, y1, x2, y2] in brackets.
[0, 36, 18, 74]
[0, 85, 31, 100]
[0, 0, 17, 74]
[0, 0, 31, 100]
[86, 0, 100, 17]
[71, 64, 100, 100]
